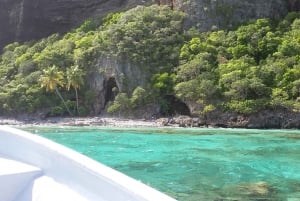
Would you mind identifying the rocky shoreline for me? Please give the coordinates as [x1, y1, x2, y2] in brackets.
[1, 108, 300, 129]
[0, 117, 162, 128]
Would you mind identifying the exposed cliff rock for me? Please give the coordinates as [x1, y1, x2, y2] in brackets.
[0, 0, 153, 49]
[174, 0, 289, 31]
[289, 0, 300, 11]
[87, 56, 150, 114]
[1, 0, 300, 50]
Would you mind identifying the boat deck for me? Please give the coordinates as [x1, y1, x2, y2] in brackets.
[0, 157, 41, 201]
[0, 157, 92, 201]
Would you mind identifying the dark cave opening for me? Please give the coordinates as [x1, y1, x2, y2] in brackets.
[104, 77, 118, 105]
[160, 95, 191, 116]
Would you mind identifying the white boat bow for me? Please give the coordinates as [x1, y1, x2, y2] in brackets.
[0, 126, 177, 201]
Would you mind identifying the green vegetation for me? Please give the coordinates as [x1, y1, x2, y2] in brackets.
[0, 5, 184, 116]
[39, 65, 73, 116]
[1, 5, 300, 117]
[66, 65, 85, 114]
[175, 12, 300, 114]
[107, 86, 147, 115]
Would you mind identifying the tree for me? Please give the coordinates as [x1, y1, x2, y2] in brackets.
[107, 93, 131, 115]
[130, 86, 147, 108]
[66, 65, 84, 114]
[39, 65, 73, 116]
[271, 88, 290, 109]
[152, 73, 175, 95]
[102, 5, 185, 73]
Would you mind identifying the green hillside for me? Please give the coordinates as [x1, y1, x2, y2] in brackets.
[1, 5, 300, 118]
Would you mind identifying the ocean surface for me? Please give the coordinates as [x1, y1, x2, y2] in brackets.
[22, 127, 300, 201]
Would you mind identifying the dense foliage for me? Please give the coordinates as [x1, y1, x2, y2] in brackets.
[0, 5, 184, 116]
[175, 12, 300, 114]
[0, 4, 300, 117]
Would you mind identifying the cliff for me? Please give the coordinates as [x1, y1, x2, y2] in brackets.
[1, 0, 300, 50]
[175, 0, 288, 31]
[0, 0, 153, 50]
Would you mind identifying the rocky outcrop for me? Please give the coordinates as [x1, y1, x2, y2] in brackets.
[162, 108, 300, 129]
[0, 0, 153, 49]
[86, 56, 150, 114]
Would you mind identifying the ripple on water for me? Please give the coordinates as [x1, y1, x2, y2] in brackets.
[21, 127, 300, 201]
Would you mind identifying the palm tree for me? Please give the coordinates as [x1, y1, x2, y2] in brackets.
[40, 65, 73, 116]
[66, 65, 84, 115]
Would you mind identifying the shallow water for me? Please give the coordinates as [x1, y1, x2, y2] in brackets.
[22, 127, 300, 201]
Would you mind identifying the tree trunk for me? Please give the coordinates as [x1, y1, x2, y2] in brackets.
[55, 87, 73, 116]
[75, 88, 79, 115]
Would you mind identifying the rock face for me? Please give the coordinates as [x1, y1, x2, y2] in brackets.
[174, 0, 289, 31]
[1, 0, 300, 50]
[0, 0, 153, 49]
[163, 109, 300, 129]
[86, 56, 150, 114]
[212, 109, 300, 129]
[288, 0, 300, 11]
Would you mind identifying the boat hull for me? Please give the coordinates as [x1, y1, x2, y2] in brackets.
[0, 126, 177, 201]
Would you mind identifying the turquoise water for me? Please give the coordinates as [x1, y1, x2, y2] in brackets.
[22, 127, 300, 201]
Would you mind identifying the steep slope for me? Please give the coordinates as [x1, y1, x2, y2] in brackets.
[0, 0, 153, 49]
[1, 0, 300, 50]
[176, 0, 288, 30]
[2, 4, 300, 128]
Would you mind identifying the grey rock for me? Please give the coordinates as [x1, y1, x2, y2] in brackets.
[1, 0, 299, 49]
[0, 0, 153, 49]
[86, 56, 150, 114]
[177, 0, 289, 31]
